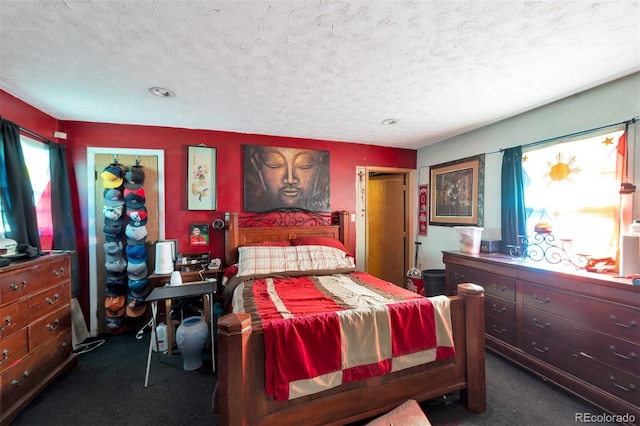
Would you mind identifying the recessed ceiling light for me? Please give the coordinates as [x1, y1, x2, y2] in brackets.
[149, 87, 175, 98]
[381, 118, 398, 125]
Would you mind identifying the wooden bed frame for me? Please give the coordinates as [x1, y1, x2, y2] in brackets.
[214, 211, 486, 425]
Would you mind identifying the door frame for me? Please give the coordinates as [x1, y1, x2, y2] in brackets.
[355, 166, 416, 279]
[86, 147, 166, 336]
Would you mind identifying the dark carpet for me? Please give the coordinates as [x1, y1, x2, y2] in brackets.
[10, 332, 615, 426]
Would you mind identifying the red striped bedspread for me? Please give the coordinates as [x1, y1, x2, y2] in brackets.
[228, 271, 455, 401]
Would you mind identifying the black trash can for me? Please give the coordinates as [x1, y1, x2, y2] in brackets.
[422, 269, 445, 297]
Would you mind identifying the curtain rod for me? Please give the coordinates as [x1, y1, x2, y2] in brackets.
[487, 116, 638, 155]
[19, 126, 51, 144]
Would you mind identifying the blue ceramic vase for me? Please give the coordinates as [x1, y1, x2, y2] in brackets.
[175, 316, 209, 371]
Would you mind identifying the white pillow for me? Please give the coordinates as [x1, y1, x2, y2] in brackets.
[236, 245, 355, 277]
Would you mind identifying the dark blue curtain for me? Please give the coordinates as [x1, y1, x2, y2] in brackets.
[0, 118, 41, 250]
[501, 146, 526, 254]
[50, 142, 80, 296]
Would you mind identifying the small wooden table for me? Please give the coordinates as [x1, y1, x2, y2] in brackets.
[144, 281, 216, 387]
[148, 268, 221, 355]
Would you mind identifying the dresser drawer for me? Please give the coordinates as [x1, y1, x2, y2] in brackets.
[520, 330, 588, 382]
[29, 304, 71, 350]
[521, 331, 640, 406]
[486, 315, 516, 345]
[587, 358, 640, 406]
[523, 307, 640, 375]
[449, 266, 480, 285]
[485, 296, 515, 321]
[28, 283, 70, 319]
[0, 327, 28, 374]
[449, 266, 516, 301]
[0, 297, 30, 339]
[521, 283, 640, 341]
[478, 272, 516, 302]
[0, 257, 70, 306]
[1, 331, 72, 410]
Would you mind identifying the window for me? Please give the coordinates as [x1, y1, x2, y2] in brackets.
[522, 129, 625, 260]
[0, 135, 52, 249]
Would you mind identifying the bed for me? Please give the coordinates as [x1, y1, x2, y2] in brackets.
[213, 210, 485, 425]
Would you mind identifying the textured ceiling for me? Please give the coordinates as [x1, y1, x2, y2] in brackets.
[1, 1, 639, 150]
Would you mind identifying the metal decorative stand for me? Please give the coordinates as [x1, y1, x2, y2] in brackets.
[506, 233, 589, 269]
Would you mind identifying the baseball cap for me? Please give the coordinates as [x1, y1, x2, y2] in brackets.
[126, 293, 147, 318]
[105, 257, 127, 273]
[126, 206, 148, 227]
[103, 224, 123, 241]
[103, 241, 123, 262]
[127, 261, 148, 280]
[124, 166, 145, 190]
[101, 164, 125, 189]
[125, 224, 147, 241]
[105, 295, 126, 317]
[105, 315, 125, 333]
[126, 244, 148, 263]
[128, 277, 150, 293]
[103, 188, 125, 207]
[105, 271, 127, 295]
[127, 236, 147, 246]
[124, 187, 146, 209]
[103, 205, 125, 221]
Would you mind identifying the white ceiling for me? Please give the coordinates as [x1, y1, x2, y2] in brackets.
[1, 1, 639, 150]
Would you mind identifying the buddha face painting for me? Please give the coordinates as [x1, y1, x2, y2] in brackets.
[244, 145, 330, 212]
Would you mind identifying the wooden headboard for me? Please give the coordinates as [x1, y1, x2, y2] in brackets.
[224, 211, 349, 264]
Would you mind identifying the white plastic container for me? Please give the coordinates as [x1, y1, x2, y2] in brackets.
[454, 226, 484, 254]
[152, 323, 168, 353]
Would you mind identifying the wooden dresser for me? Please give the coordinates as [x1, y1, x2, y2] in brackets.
[0, 252, 77, 425]
[443, 250, 639, 424]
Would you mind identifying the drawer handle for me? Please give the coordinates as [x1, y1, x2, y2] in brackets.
[608, 375, 637, 392]
[609, 345, 637, 360]
[11, 370, 30, 387]
[46, 319, 60, 331]
[491, 324, 506, 334]
[0, 316, 12, 331]
[532, 295, 550, 304]
[52, 267, 65, 276]
[492, 304, 507, 313]
[492, 284, 507, 292]
[0, 348, 8, 364]
[45, 293, 60, 304]
[609, 315, 638, 329]
[531, 342, 549, 353]
[533, 318, 550, 329]
[9, 280, 27, 291]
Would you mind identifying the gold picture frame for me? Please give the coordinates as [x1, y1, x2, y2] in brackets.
[187, 145, 217, 210]
[429, 154, 484, 226]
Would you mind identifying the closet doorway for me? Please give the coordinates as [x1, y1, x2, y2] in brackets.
[357, 167, 415, 287]
[87, 148, 165, 336]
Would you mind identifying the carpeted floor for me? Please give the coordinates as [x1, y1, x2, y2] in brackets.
[10, 332, 616, 426]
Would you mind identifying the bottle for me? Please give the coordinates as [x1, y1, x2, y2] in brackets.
[152, 323, 168, 353]
[629, 220, 640, 235]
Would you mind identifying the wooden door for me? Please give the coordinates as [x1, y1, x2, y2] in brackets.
[367, 173, 406, 286]
[94, 154, 159, 333]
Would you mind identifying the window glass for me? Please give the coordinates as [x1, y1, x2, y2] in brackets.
[522, 130, 624, 259]
[0, 136, 52, 248]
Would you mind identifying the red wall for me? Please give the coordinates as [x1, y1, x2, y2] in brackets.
[1, 90, 416, 320]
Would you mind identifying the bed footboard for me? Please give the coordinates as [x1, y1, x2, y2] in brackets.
[214, 283, 485, 425]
